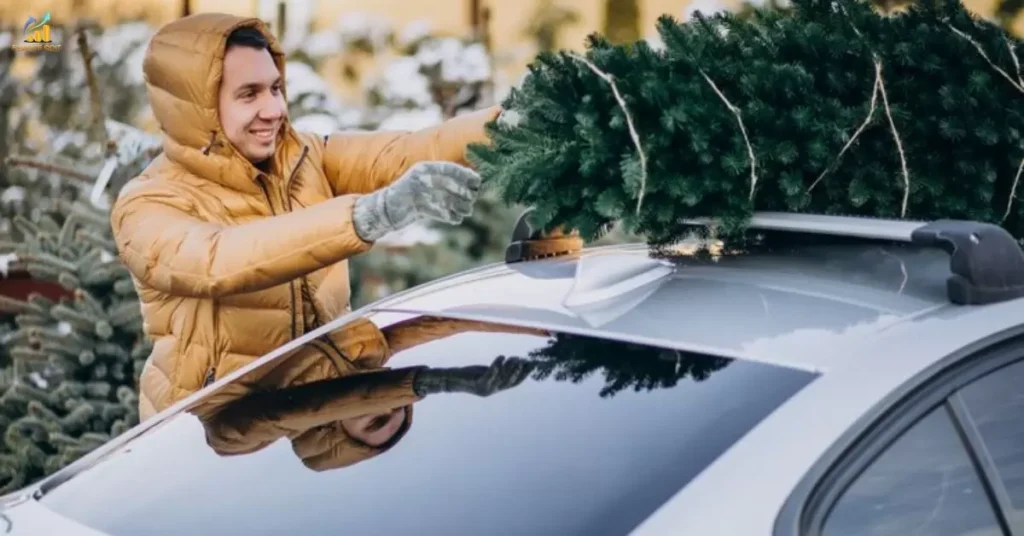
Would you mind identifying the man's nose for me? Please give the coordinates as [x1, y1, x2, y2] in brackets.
[258, 95, 286, 120]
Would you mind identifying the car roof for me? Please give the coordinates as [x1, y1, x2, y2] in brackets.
[364, 239, 962, 373]
[25, 213, 1024, 518]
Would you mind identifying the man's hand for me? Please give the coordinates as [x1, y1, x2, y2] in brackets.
[352, 161, 481, 242]
[412, 356, 535, 398]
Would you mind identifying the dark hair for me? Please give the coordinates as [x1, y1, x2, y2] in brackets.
[226, 26, 270, 51]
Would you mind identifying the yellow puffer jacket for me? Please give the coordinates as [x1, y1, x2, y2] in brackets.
[110, 13, 501, 421]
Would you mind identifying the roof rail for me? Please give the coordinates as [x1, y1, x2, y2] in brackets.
[684, 212, 1024, 306]
[504, 209, 584, 263]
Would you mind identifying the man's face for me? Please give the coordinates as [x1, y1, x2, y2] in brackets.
[218, 45, 286, 164]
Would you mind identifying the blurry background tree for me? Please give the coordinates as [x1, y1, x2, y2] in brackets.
[603, 0, 641, 43]
[995, 0, 1024, 30]
[0, 19, 161, 492]
[524, 0, 581, 52]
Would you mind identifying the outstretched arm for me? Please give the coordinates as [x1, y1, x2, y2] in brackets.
[200, 367, 423, 457]
[320, 106, 501, 196]
[111, 179, 373, 298]
[383, 316, 551, 356]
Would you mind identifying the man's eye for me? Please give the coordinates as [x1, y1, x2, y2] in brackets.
[271, 85, 281, 95]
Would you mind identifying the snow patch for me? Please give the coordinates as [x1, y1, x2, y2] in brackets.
[292, 114, 342, 136]
[1, 187, 26, 204]
[28, 372, 48, 389]
[286, 60, 364, 127]
[302, 31, 344, 58]
[416, 39, 491, 83]
[338, 12, 393, 52]
[398, 20, 432, 48]
[0, 253, 18, 278]
[374, 57, 434, 107]
[682, 0, 730, 20]
[646, 33, 666, 52]
[106, 119, 162, 164]
[87, 22, 153, 85]
[287, 61, 338, 99]
[376, 107, 444, 131]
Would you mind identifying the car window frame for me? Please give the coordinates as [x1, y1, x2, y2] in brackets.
[774, 333, 1024, 536]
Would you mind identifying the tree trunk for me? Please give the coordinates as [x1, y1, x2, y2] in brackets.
[602, 0, 641, 44]
[276, 1, 287, 41]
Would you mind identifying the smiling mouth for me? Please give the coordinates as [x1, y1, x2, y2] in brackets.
[249, 127, 277, 142]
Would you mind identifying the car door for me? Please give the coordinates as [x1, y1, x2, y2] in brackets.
[778, 337, 1024, 536]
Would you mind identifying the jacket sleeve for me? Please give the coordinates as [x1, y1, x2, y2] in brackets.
[110, 179, 374, 298]
[321, 105, 501, 196]
[383, 317, 551, 356]
[199, 367, 422, 456]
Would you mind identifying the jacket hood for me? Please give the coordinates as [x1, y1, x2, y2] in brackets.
[292, 405, 415, 471]
[142, 13, 292, 192]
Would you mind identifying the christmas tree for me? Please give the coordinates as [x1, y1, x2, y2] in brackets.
[0, 21, 162, 493]
[468, 0, 1024, 246]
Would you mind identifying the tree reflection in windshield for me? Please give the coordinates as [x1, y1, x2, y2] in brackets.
[526, 332, 732, 398]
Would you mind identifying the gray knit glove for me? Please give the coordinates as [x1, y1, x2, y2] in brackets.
[352, 161, 481, 242]
[412, 356, 535, 398]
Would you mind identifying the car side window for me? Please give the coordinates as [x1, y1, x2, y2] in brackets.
[958, 359, 1024, 531]
[821, 405, 1004, 536]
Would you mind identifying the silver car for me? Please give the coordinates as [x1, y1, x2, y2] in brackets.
[0, 211, 1021, 536]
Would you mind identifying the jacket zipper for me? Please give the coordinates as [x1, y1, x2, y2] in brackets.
[257, 174, 299, 341]
[283, 146, 348, 358]
[282, 147, 324, 340]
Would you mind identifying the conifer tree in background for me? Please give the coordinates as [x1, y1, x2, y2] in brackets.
[469, 0, 1024, 246]
[995, 0, 1024, 32]
[524, 0, 581, 52]
[0, 23, 162, 493]
[603, 0, 642, 43]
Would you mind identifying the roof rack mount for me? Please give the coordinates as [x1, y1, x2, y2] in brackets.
[504, 209, 584, 264]
[683, 212, 1024, 306]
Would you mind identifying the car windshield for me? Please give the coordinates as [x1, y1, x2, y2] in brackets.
[38, 313, 817, 536]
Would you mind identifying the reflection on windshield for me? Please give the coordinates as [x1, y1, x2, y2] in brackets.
[39, 314, 816, 536]
[195, 316, 732, 471]
[529, 332, 731, 398]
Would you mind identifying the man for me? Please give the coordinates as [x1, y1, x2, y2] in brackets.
[111, 13, 508, 421]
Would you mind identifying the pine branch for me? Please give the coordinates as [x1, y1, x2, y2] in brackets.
[4, 157, 94, 187]
[75, 27, 108, 147]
